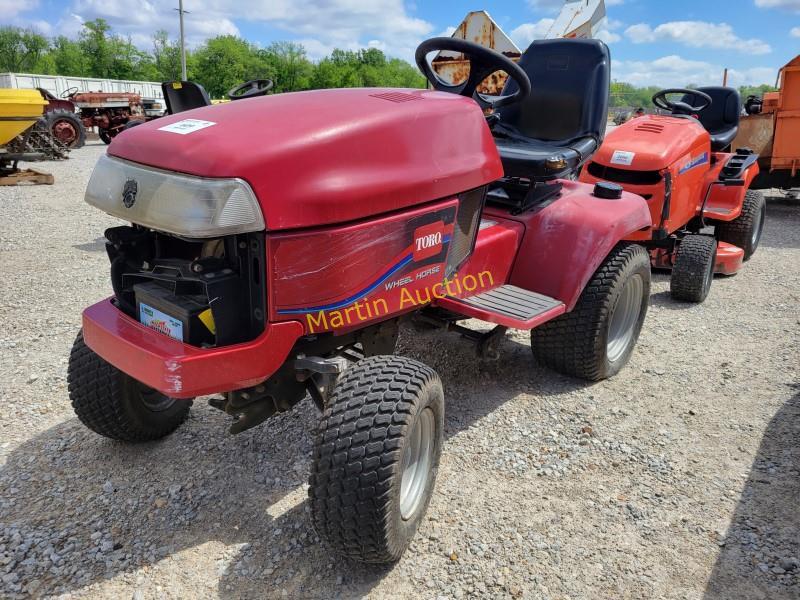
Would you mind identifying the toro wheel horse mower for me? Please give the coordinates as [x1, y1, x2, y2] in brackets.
[580, 87, 765, 303]
[68, 37, 653, 563]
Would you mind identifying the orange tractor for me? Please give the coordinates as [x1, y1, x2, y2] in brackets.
[735, 54, 800, 192]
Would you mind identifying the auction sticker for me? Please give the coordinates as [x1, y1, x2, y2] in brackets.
[610, 150, 636, 166]
[139, 302, 184, 341]
[158, 119, 216, 135]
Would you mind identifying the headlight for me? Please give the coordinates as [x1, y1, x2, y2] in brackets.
[85, 154, 264, 237]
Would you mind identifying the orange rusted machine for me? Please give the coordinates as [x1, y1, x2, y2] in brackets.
[735, 54, 800, 190]
[431, 2, 606, 94]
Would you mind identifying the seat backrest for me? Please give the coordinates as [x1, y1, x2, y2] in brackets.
[496, 38, 610, 144]
[161, 81, 212, 115]
[681, 86, 741, 134]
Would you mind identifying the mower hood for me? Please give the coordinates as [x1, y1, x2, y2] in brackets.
[108, 88, 503, 230]
[594, 115, 711, 171]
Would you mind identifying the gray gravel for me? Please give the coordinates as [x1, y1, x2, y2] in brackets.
[0, 143, 798, 599]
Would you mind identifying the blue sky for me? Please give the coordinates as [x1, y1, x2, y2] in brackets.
[4, 0, 799, 86]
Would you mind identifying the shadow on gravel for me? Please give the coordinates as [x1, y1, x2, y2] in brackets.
[703, 391, 800, 600]
[72, 237, 107, 253]
[760, 200, 800, 251]
[0, 326, 587, 598]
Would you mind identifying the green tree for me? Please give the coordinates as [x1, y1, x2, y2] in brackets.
[262, 42, 313, 92]
[152, 30, 183, 81]
[0, 26, 51, 72]
[79, 19, 117, 78]
[51, 36, 88, 76]
[192, 35, 270, 97]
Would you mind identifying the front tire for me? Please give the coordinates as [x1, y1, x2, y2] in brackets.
[309, 355, 444, 563]
[670, 234, 717, 303]
[67, 331, 192, 442]
[98, 129, 113, 144]
[531, 243, 651, 381]
[715, 190, 766, 261]
[45, 109, 86, 149]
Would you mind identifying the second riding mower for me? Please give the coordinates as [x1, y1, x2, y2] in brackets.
[580, 86, 765, 302]
[68, 37, 653, 563]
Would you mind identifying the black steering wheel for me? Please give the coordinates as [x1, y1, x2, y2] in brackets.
[227, 79, 274, 101]
[415, 37, 531, 110]
[61, 86, 79, 98]
[652, 88, 712, 116]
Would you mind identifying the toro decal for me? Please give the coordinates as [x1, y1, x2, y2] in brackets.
[679, 152, 709, 175]
[413, 221, 445, 261]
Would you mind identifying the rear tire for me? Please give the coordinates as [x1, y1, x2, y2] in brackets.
[309, 355, 444, 563]
[670, 234, 717, 303]
[45, 109, 86, 149]
[531, 243, 650, 381]
[715, 190, 766, 261]
[67, 331, 192, 442]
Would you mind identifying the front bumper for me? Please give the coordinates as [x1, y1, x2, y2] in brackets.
[82, 298, 303, 398]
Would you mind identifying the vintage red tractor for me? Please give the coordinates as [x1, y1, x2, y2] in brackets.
[580, 87, 765, 302]
[69, 38, 654, 563]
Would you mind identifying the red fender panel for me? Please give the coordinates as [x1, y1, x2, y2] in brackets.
[703, 156, 760, 222]
[490, 180, 652, 311]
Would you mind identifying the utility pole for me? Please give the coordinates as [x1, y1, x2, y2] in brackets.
[175, 0, 189, 81]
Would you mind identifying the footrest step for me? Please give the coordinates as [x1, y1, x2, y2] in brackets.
[436, 285, 565, 329]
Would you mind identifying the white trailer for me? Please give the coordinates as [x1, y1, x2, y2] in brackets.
[0, 72, 164, 101]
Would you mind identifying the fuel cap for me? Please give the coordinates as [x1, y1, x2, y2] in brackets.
[593, 181, 623, 199]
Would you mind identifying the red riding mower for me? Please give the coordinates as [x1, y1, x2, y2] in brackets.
[68, 37, 653, 563]
[580, 86, 765, 302]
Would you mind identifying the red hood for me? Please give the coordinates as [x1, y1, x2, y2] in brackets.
[109, 88, 503, 230]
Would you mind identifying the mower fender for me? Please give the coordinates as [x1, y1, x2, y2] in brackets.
[492, 181, 651, 311]
[82, 299, 304, 398]
[703, 160, 760, 222]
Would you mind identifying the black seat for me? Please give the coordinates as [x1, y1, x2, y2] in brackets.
[681, 86, 741, 151]
[492, 38, 610, 180]
[161, 81, 212, 114]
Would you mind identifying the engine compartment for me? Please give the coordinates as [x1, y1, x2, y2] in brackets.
[104, 226, 266, 347]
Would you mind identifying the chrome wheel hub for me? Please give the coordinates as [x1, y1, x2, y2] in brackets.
[607, 274, 644, 363]
[399, 407, 435, 520]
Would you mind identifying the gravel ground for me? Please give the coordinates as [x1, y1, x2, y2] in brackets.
[0, 143, 798, 600]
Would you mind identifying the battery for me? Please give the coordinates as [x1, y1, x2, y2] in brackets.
[133, 281, 213, 346]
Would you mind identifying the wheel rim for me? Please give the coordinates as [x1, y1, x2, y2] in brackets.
[703, 243, 716, 293]
[399, 407, 435, 520]
[52, 119, 78, 145]
[137, 383, 176, 412]
[751, 201, 766, 249]
[606, 274, 644, 363]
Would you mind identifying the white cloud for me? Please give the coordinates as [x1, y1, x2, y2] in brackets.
[754, 0, 800, 9]
[594, 17, 622, 44]
[624, 21, 771, 54]
[54, 0, 433, 62]
[614, 54, 776, 87]
[792, 26, 800, 37]
[510, 18, 556, 48]
[437, 26, 457, 38]
[0, 0, 38, 18]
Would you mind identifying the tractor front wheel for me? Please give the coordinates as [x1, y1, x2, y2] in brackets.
[531, 243, 651, 381]
[309, 355, 444, 563]
[67, 331, 192, 441]
[45, 109, 86, 149]
[715, 190, 766, 261]
[670, 234, 717, 303]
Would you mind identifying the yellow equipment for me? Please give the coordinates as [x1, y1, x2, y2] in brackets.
[0, 88, 48, 144]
